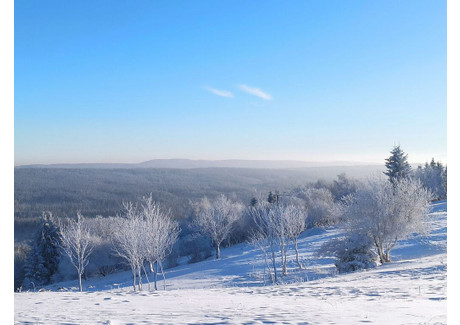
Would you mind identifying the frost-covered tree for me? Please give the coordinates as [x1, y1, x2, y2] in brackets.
[23, 212, 61, 290]
[340, 177, 432, 263]
[248, 231, 274, 285]
[112, 196, 181, 291]
[270, 204, 289, 276]
[15, 243, 31, 291]
[193, 195, 243, 259]
[300, 187, 335, 227]
[82, 216, 122, 278]
[140, 194, 180, 290]
[384, 145, 412, 184]
[247, 199, 279, 283]
[330, 173, 360, 202]
[414, 158, 447, 200]
[112, 202, 145, 291]
[59, 212, 94, 292]
[283, 204, 307, 269]
[247, 196, 306, 280]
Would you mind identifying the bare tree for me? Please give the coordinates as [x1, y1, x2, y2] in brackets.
[269, 204, 289, 276]
[140, 194, 180, 290]
[112, 202, 145, 291]
[265, 203, 307, 275]
[246, 199, 279, 283]
[59, 212, 94, 292]
[283, 204, 307, 269]
[340, 177, 432, 263]
[193, 195, 243, 259]
[248, 230, 274, 285]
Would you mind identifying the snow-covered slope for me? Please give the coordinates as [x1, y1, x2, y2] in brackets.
[14, 201, 447, 324]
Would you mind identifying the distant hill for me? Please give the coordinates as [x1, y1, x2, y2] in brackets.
[16, 158, 378, 170]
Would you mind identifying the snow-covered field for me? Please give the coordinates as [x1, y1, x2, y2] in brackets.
[14, 201, 447, 324]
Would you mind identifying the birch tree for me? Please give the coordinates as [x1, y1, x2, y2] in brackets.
[112, 202, 145, 291]
[59, 212, 94, 292]
[247, 199, 279, 284]
[265, 203, 307, 275]
[270, 204, 289, 276]
[140, 194, 180, 290]
[283, 204, 307, 269]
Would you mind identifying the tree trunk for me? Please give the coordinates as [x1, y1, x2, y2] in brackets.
[294, 239, 303, 270]
[384, 250, 391, 263]
[153, 262, 158, 291]
[375, 241, 385, 264]
[270, 242, 277, 284]
[158, 261, 166, 290]
[142, 264, 151, 291]
[132, 269, 136, 291]
[283, 242, 288, 275]
[78, 272, 83, 292]
[280, 240, 287, 276]
[262, 250, 273, 284]
[137, 266, 143, 291]
[216, 244, 221, 259]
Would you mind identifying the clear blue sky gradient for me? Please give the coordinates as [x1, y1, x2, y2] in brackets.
[14, 0, 446, 165]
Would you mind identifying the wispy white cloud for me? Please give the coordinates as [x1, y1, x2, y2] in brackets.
[238, 84, 272, 100]
[203, 86, 234, 98]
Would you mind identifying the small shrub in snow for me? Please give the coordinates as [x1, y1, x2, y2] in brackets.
[335, 236, 377, 273]
[319, 233, 378, 273]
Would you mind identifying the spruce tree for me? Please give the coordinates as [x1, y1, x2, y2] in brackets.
[267, 192, 275, 204]
[384, 145, 412, 184]
[267, 191, 280, 204]
[22, 212, 61, 289]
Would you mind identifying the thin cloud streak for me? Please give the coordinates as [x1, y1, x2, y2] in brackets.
[203, 86, 234, 98]
[238, 84, 272, 100]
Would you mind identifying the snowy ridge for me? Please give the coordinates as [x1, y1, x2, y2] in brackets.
[14, 201, 447, 324]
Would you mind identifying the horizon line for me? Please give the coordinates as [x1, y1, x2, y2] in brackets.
[16, 157, 435, 168]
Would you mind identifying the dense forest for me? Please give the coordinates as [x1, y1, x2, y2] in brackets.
[14, 165, 383, 228]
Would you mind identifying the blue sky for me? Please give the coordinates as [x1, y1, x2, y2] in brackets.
[14, 0, 446, 165]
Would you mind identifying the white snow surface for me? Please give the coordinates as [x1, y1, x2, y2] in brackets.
[15, 201, 447, 324]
